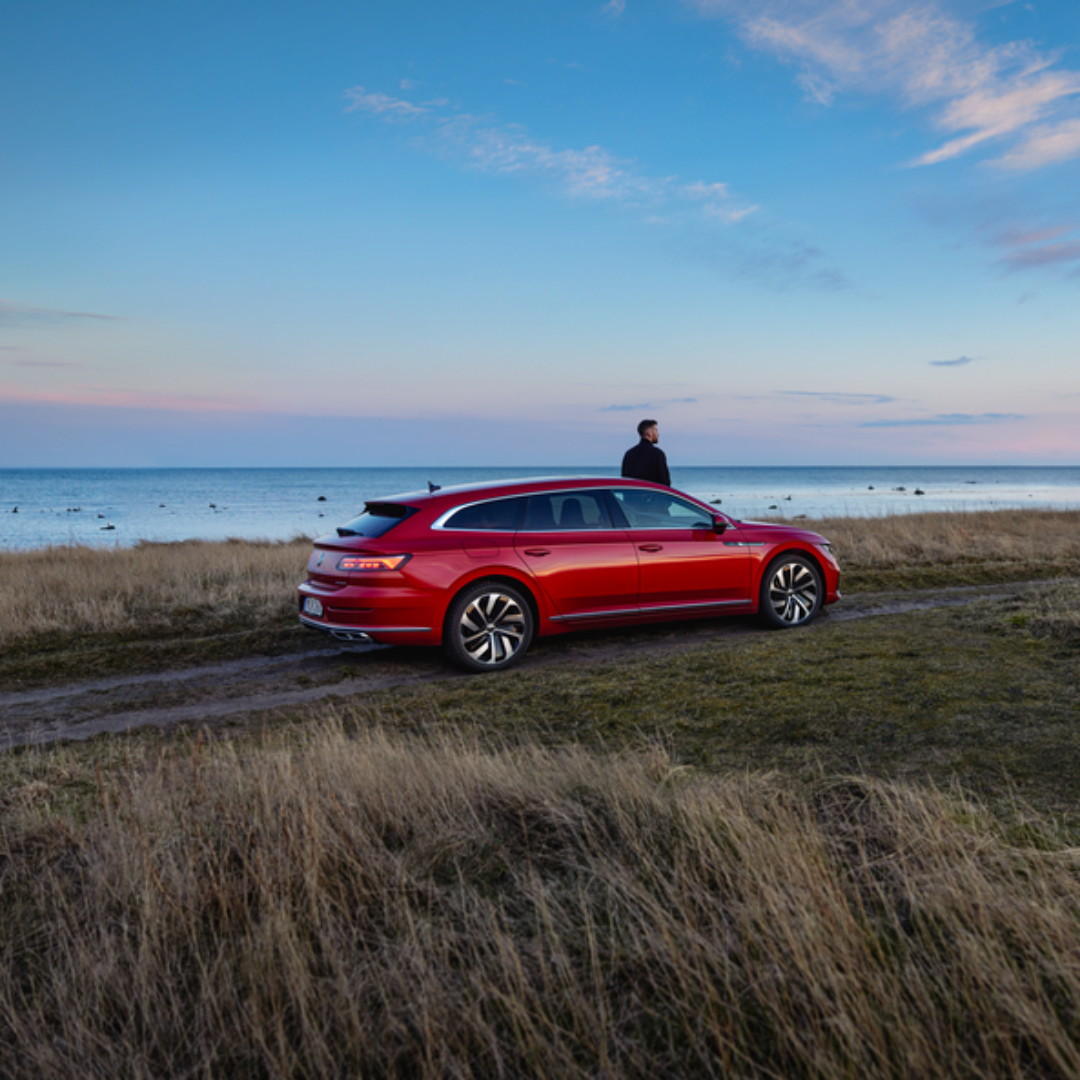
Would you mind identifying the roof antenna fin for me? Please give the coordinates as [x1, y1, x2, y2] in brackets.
[428, 480, 441, 493]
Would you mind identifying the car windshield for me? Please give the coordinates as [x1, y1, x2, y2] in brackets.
[336, 502, 417, 538]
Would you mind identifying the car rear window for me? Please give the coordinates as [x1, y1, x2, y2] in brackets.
[336, 502, 418, 538]
[441, 497, 527, 531]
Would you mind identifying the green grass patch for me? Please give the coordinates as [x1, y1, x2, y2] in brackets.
[330, 585, 1080, 819]
[0, 617, 307, 690]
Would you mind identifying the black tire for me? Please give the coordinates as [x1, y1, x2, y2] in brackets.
[443, 580, 534, 672]
[759, 553, 823, 629]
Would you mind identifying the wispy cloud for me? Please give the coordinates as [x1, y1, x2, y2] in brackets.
[0, 382, 263, 412]
[916, 192, 1080, 279]
[0, 300, 123, 327]
[994, 117, 1080, 170]
[983, 216, 1080, 276]
[433, 117, 661, 202]
[861, 412, 1023, 427]
[344, 85, 759, 219]
[689, 0, 1080, 170]
[778, 390, 896, 405]
[999, 239, 1080, 272]
[602, 0, 626, 16]
[683, 180, 759, 223]
[344, 86, 428, 119]
[680, 231, 849, 291]
[343, 83, 857, 290]
[929, 355, 976, 367]
[599, 396, 698, 412]
[10, 359, 80, 369]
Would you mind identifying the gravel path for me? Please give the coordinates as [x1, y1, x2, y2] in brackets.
[0, 581, 1047, 749]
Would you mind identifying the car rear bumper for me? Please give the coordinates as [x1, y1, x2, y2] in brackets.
[297, 580, 439, 645]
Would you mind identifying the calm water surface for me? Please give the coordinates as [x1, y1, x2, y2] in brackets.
[2, 466, 1079, 550]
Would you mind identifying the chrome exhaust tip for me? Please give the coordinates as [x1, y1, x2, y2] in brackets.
[330, 629, 374, 644]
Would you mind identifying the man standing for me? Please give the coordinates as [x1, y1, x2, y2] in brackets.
[621, 418, 671, 486]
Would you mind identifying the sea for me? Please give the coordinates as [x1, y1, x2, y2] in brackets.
[2, 466, 1079, 550]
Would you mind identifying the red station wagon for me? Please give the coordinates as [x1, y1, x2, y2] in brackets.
[298, 477, 841, 672]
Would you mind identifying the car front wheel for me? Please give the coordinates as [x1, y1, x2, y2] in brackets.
[444, 580, 534, 672]
[759, 554, 823, 629]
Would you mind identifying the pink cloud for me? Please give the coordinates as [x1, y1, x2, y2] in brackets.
[689, 0, 1080, 171]
[0, 382, 266, 413]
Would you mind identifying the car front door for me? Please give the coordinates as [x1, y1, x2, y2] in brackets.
[607, 488, 751, 611]
[514, 489, 640, 621]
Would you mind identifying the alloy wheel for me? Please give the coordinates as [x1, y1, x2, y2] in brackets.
[458, 591, 528, 666]
[767, 561, 820, 626]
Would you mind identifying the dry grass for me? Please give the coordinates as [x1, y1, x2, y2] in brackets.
[799, 508, 1080, 571]
[2, 508, 1079, 649]
[4, 722, 1080, 1078]
[1005, 579, 1080, 645]
[0, 538, 310, 647]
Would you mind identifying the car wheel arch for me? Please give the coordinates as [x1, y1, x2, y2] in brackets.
[757, 548, 826, 628]
[440, 571, 544, 642]
[753, 544, 825, 599]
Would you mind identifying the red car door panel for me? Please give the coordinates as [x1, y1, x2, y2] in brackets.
[609, 488, 751, 608]
[514, 490, 639, 619]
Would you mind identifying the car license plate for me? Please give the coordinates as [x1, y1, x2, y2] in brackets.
[302, 597, 324, 617]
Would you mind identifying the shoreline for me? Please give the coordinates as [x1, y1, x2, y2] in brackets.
[4, 464, 1080, 550]
[5, 498, 1080, 553]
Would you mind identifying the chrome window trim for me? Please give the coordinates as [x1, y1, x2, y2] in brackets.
[431, 494, 529, 531]
[432, 487, 617, 532]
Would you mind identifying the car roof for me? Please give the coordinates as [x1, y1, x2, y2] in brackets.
[369, 475, 673, 508]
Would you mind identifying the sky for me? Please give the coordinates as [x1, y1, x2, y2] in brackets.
[2, 0, 1079, 467]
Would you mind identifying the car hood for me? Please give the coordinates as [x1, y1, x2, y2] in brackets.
[734, 521, 829, 545]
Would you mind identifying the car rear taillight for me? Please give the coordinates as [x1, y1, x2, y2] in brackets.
[336, 554, 412, 571]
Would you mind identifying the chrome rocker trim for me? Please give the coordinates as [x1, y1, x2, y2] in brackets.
[549, 598, 749, 623]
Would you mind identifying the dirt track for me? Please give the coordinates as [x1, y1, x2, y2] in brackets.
[0, 581, 1047, 749]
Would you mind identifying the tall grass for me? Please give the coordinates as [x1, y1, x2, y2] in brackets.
[0, 538, 310, 646]
[2, 509, 1080, 647]
[4, 722, 1080, 1078]
[796, 507, 1080, 571]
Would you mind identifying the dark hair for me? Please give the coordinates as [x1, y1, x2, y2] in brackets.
[637, 418, 658, 437]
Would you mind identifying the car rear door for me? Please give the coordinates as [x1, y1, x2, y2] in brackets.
[514, 489, 640, 621]
[608, 488, 751, 610]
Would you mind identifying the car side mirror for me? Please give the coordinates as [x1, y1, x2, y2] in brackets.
[713, 518, 728, 534]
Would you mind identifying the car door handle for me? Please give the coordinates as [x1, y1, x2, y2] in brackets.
[523, 548, 551, 557]
[638, 543, 663, 552]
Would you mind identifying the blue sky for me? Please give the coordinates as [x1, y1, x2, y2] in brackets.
[2, 0, 1079, 467]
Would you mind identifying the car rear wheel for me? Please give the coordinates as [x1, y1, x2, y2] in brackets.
[759, 554, 822, 629]
[444, 580, 534, 672]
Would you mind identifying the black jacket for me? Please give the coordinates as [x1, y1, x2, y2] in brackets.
[621, 438, 670, 486]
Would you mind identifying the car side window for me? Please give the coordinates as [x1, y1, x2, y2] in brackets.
[441, 497, 526, 531]
[522, 491, 613, 531]
[611, 489, 714, 530]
